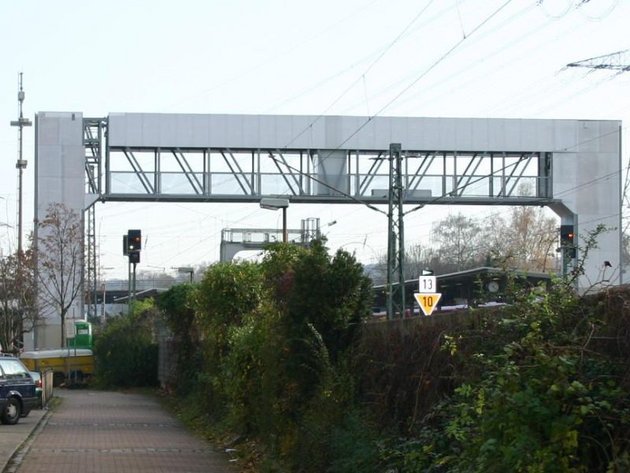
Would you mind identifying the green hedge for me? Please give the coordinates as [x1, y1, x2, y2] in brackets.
[158, 243, 630, 471]
[93, 299, 159, 388]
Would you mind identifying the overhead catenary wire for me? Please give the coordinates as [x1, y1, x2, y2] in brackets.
[162, 0, 387, 111]
[321, 0, 516, 158]
[115, 2, 612, 260]
[339, 1, 538, 116]
[274, 0, 626, 270]
[262, 0, 467, 116]
[279, 0, 439, 150]
[94, 0, 628, 272]
[265, 0, 518, 217]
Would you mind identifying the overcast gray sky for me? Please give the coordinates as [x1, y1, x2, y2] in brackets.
[1, 0, 628, 279]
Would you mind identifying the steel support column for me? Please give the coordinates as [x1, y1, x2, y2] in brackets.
[386, 143, 405, 320]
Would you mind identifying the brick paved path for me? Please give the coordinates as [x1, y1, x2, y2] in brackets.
[13, 389, 236, 473]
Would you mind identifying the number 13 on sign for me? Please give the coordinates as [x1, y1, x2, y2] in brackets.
[419, 275, 436, 292]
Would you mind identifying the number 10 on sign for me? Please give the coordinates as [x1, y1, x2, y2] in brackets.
[413, 292, 442, 316]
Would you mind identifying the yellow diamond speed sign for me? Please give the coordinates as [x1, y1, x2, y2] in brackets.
[414, 293, 442, 316]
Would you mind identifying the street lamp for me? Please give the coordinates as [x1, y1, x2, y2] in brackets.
[260, 197, 289, 243]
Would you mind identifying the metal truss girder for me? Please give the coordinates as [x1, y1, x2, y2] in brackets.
[454, 153, 484, 196]
[85, 204, 97, 319]
[407, 152, 435, 191]
[85, 165, 98, 194]
[103, 143, 551, 205]
[357, 151, 385, 195]
[269, 149, 304, 195]
[83, 117, 105, 323]
[498, 153, 535, 197]
[123, 150, 154, 194]
[172, 150, 204, 194]
[100, 193, 559, 207]
[83, 118, 105, 195]
[221, 149, 253, 195]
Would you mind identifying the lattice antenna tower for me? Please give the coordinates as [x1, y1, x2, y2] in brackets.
[10, 73, 32, 256]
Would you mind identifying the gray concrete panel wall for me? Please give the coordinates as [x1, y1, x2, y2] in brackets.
[36, 112, 85, 215]
[32, 112, 86, 350]
[550, 120, 622, 289]
[108, 113, 619, 153]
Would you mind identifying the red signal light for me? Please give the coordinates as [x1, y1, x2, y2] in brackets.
[560, 225, 574, 244]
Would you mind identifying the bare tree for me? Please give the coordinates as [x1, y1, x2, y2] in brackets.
[368, 242, 437, 285]
[403, 243, 444, 278]
[37, 203, 84, 347]
[367, 205, 559, 285]
[433, 213, 483, 271]
[481, 207, 558, 272]
[0, 247, 36, 352]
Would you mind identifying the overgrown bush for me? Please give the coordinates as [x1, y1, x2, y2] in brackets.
[160, 240, 375, 470]
[157, 283, 198, 394]
[380, 280, 630, 472]
[191, 260, 265, 421]
[158, 238, 630, 472]
[93, 299, 159, 388]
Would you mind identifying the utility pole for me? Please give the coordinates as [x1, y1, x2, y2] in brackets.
[10, 73, 32, 257]
[386, 143, 406, 320]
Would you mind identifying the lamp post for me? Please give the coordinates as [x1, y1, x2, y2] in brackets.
[260, 197, 290, 243]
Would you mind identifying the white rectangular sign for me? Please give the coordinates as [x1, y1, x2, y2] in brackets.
[419, 275, 436, 293]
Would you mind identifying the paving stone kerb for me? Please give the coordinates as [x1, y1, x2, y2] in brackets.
[0, 406, 46, 472]
[10, 389, 236, 473]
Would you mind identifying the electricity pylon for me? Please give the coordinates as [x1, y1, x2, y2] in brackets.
[566, 50, 630, 232]
[566, 49, 630, 72]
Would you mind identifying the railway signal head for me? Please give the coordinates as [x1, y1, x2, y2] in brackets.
[560, 225, 576, 258]
[127, 229, 142, 252]
[560, 225, 574, 245]
[129, 251, 140, 264]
